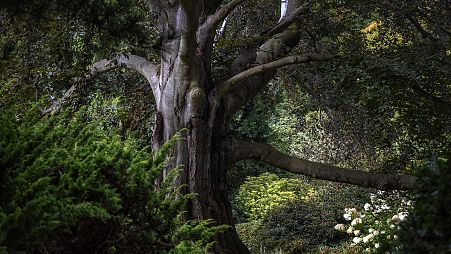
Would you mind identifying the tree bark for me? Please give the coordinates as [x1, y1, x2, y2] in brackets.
[232, 140, 417, 190]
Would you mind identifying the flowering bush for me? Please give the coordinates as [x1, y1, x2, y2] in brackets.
[334, 191, 412, 253]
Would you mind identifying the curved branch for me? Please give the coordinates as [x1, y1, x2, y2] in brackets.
[232, 140, 417, 190]
[261, 0, 313, 37]
[228, 0, 312, 75]
[197, 0, 246, 51]
[41, 53, 159, 115]
[219, 53, 333, 98]
[202, 0, 246, 35]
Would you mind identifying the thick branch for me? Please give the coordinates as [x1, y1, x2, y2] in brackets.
[203, 0, 245, 35]
[41, 53, 159, 115]
[228, 0, 312, 75]
[91, 53, 159, 88]
[197, 0, 246, 51]
[261, 0, 313, 37]
[232, 140, 417, 190]
[219, 53, 333, 97]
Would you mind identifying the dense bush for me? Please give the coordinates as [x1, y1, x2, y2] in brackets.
[0, 99, 226, 254]
[234, 173, 370, 253]
[234, 173, 316, 222]
[399, 156, 451, 254]
[237, 200, 347, 254]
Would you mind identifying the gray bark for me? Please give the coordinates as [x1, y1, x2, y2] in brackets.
[232, 140, 417, 190]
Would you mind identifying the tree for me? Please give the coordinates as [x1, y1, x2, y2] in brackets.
[3, 0, 449, 253]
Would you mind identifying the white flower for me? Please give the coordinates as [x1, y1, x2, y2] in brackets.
[344, 213, 352, 221]
[390, 224, 396, 229]
[353, 237, 362, 244]
[347, 226, 354, 234]
[369, 228, 374, 233]
[334, 224, 346, 231]
[363, 233, 374, 243]
[364, 203, 371, 211]
[354, 230, 360, 236]
[370, 193, 377, 203]
[381, 230, 386, 235]
[373, 230, 380, 236]
[393, 235, 398, 240]
[387, 235, 392, 240]
[399, 213, 407, 221]
[365, 248, 370, 252]
[351, 218, 363, 226]
[374, 243, 380, 248]
[392, 215, 400, 223]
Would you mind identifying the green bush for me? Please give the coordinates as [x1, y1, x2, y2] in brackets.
[234, 173, 317, 222]
[233, 173, 369, 254]
[236, 200, 348, 254]
[0, 99, 226, 254]
[399, 156, 451, 254]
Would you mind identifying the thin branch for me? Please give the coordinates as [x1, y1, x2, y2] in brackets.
[219, 53, 333, 97]
[41, 53, 159, 115]
[405, 16, 437, 41]
[40, 83, 77, 115]
[232, 140, 417, 190]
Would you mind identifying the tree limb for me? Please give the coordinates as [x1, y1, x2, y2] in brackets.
[41, 53, 159, 115]
[227, 0, 312, 75]
[219, 53, 333, 98]
[232, 140, 417, 190]
[261, 0, 313, 37]
[197, 0, 246, 51]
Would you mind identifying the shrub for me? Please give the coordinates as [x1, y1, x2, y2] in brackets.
[334, 191, 412, 253]
[399, 156, 451, 254]
[234, 173, 316, 222]
[236, 200, 348, 254]
[0, 99, 226, 254]
[234, 174, 366, 254]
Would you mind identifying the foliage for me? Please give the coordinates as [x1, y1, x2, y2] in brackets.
[0, 6, 157, 142]
[234, 172, 372, 254]
[399, 156, 451, 254]
[234, 173, 316, 221]
[334, 191, 412, 253]
[0, 99, 225, 254]
[236, 199, 345, 254]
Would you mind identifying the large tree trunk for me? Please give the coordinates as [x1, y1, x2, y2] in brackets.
[152, 56, 249, 254]
[147, 3, 249, 253]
